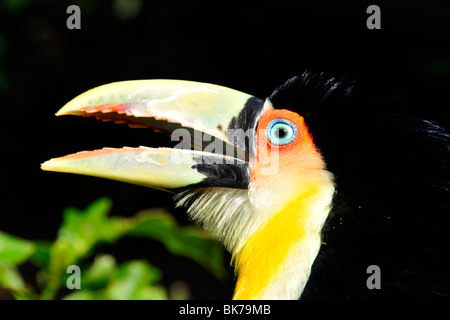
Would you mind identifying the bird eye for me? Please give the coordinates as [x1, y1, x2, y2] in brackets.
[266, 119, 297, 145]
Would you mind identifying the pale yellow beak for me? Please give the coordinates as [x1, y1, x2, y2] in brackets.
[42, 79, 267, 190]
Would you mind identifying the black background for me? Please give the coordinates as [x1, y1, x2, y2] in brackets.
[1, 0, 449, 299]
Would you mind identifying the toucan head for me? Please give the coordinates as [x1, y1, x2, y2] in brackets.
[42, 72, 450, 299]
[42, 75, 335, 299]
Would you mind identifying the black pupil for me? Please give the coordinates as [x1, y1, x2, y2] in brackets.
[275, 128, 288, 139]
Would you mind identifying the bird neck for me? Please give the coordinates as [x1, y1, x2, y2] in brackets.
[232, 179, 335, 300]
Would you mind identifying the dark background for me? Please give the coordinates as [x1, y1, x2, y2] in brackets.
[1, 0, 449, 299]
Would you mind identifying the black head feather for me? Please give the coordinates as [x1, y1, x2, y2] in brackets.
[269, 71, 450, 299]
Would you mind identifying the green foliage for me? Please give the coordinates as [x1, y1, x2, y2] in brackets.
[64, 255, 167, 300]
[128, 210, 226, 279]
[0, 232, 36, 299]
[0, 197, 227, 300]
[0, 232, 35, 265]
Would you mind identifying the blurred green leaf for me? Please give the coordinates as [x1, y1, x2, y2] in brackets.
[0, 265, 24, 290]
[128, 210, 227, 279]
[42, 197, 122, 299]
[63, 257, 167, 300]
[0, 231, 35, 265]
[29, 241, 51, 268]
[81, 254, 118, 290]
[0, 265, 35, 300]
[107, 260, 166, 300]
[49, 197, 123, 269]
[63, 290, 99, 300]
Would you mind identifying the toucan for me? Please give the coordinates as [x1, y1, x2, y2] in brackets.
[42, 72, 450, 299]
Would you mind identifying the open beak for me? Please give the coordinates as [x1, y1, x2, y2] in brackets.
[41, 80, 269, 191]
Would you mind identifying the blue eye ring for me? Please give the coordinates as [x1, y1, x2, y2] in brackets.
[266, 118, 298, 145]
